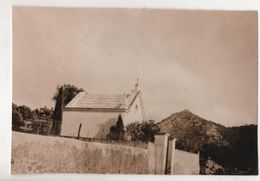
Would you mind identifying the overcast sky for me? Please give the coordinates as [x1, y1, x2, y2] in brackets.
[13, 7, 257, 126]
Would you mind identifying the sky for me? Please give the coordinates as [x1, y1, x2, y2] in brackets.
[13, 7, 258, 126]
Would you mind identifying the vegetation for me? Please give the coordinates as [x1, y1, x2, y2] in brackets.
[199, 125, 258, 175]
[12, 103, 53, 133]
[12, 83, 258, 175]
[52, 84, 84, 106]
[12, 84, 84, 134]
[12, 103, 37, 121]
[106, 118, 161, 143]
[106, 115, 126, 141]
[126, 120, 160, 142]
[51, 86, 64, 135]
[35, 106, 53, 119]
[158, 110, 258, 175]
[51, 84, 84, 135]
[12, 109, 24, 131]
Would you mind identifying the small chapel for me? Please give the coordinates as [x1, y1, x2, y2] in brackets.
[60, 81, 146, 139]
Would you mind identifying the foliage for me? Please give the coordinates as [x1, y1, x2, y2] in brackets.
[12, 103, 53, 134]
[52, 84, 84, 106]
[51, 84, 84, 135]
[157, 110, 258, 175]
[126, 120, 160, 142]
[106, 115, 125, 141]
[35, 106, 53, 119]
[201, 125, 258, 175]
[12, 109, 24, 131]
[14, 104, 37, 121]
[203, 159, 225, 175]
[51, 86, 64, 135]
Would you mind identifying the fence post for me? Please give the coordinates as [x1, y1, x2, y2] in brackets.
[196, 151, 200, 174]
[147, 142, 155, 174]
[77, 123, 82, 140]
[154, 133, 169, 174]
[167, 138, 176, 174]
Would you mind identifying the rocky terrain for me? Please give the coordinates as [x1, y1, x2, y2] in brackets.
[157, 110, 258, 175]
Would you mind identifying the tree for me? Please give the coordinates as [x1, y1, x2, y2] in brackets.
[51, 86, 64, 135]
[12, 110, 24, 131]
[51, 84, 84, 135]
[126, 120, 160, 142]
[106, 115, 125, 141]
[16, 105, 37, 121]
[52, 84, 84, 106]
[35, 107, 53, 119]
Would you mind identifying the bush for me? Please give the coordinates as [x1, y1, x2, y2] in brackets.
[126, 120, 160, 142]
[106, 115, 125, 141]
[12, 111, 24, 131]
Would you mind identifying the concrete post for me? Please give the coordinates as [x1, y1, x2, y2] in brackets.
[147, 142, 155, 174]
[167, 138, 176, 174]
[154, 133, 169, 174]
[196, 151, 200, 174]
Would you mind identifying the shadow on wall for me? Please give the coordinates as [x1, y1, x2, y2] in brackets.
[95, 117, 118, 139]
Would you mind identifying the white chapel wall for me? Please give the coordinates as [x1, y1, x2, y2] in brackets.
[122, 94, 145, 125]
[61, 111, 120, 139]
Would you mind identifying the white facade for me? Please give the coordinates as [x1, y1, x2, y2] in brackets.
[60, 86, 145, 139]
[121, 93, 145, 125]
[61, 111, 120, 138]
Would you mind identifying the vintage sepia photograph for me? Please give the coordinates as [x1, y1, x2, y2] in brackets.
[12, 7, 258, 175]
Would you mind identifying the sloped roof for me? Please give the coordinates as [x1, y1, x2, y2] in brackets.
[65, 90, 139, 111]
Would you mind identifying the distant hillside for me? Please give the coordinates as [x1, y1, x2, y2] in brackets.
[157, 110, 258, 175]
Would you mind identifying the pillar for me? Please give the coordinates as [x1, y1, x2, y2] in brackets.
[154, 133, 169, 174]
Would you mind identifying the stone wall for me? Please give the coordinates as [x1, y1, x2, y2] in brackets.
[12, 132, 149, 174]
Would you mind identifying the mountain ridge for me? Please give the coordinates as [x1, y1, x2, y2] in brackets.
[157, 109, 258, 174]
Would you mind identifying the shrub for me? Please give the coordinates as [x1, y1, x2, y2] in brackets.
[126, 120, 160, 142]
[106, 115, 125, 141]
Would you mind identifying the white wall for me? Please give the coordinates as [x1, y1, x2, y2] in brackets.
[173, 149, 200, 175]
[122, 94, 145, 125]
[61, 94, 145, 139]
[61, 111, 120, 138]
[12, 132, 149, 174]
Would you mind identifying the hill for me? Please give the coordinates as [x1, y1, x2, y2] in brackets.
[157, 110, 258, 175]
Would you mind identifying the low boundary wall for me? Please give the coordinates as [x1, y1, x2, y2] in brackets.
[173, 149, 200, 175]
[12, 132, 200, 174]
[12, 132, 148, 174]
